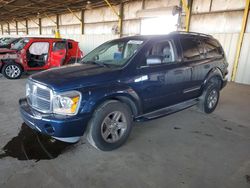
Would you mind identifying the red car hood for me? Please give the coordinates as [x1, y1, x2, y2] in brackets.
[0, 48, 17, 54]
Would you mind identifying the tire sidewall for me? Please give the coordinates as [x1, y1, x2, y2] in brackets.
[2, 63, 22, 79]
[88, 101, 133, 151]
[203, 84, 220, 114]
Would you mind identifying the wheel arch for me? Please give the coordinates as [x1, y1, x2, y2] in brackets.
[202, 67, 223, 90]
[83, 88, 142, 119]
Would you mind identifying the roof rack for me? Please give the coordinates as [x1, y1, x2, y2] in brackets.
[170, 31, 213, 38]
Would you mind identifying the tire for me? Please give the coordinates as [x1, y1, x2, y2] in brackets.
[2, 62, 23, 79]
[198, 83, 220, 114]
[87, 100, 133, 151]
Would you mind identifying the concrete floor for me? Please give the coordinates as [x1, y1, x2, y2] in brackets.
[0, 74, 250, 188]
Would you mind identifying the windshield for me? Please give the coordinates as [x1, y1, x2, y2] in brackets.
[81, 39, 145, 67]
[11, 39, 29, 50]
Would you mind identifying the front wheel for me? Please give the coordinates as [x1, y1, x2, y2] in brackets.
[87, 100, 133, 151]
[2, 63, 23, 79]
[198, 84, 220, 114]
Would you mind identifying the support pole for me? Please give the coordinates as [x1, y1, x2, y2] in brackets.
[25, 19, 29, 35]
[231, 0, 250, 81]
[39, 18, 42, 35]
[55, 14, 61, 38]
[1, 25, 3, 35]
[7, 23, 10, 35]
[16, 21, 18, 35]
[104, 0, 122, 36]
[81, 9, 84, 35]
[181, 0, 193, 32]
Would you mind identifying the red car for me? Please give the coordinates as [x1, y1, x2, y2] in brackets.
[0, 38, 83, 79]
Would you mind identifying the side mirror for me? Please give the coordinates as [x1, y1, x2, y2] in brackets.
[146, 56, 163, 65]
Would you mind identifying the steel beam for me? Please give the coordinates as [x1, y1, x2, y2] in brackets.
[181, 0, 193, 32]
[104, 0, 122, 36]
[231, 0, 250, 81]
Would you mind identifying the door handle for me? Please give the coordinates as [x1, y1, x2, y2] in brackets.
[174, 70, 183, 75]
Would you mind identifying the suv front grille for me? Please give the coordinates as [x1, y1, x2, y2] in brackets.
[27, 81, 52, 113]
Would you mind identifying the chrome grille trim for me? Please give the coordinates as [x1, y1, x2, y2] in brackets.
[27, 80, 53, 113]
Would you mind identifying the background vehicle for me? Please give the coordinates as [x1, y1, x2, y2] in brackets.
[0, 37, 22, 49]
[19, 32, 228, 151]
[0, 37, 83, 79]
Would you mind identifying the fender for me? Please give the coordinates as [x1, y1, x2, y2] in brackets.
[202, 67, 223, 90]
[79, 83, 142, 117]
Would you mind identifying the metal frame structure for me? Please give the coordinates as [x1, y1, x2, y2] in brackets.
[231, 0, 250, 81]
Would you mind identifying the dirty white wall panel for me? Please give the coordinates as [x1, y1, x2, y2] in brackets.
[60, 34, 118, 53]
[190, 11, 243, 33]
[59, 12, 81, 25]
[18, 21, 26, 29]
[41, 26, 54, 35]
[29, 28, 39, 35]
[192, 0, 211, 13]
[9, 22, 15, 30]
[212, 33, 239, 80]
[28, 19, 39, 28]
[124, 1, 142, 19]
[211, 0, 245, 11]
[85, 22, 117, 34]
[41, 16, 56, 27]
[144, 0, 179, 9]
[60, 25, 81, 35]
[123, 20, 141, 35]
[84, 6, 119, 23]
[235, 33, 250, 85]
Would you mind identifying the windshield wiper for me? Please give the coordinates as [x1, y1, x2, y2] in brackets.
[81, 60, 110, 68]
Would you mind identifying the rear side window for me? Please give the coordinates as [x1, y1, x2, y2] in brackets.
[203, 38, 223, 58]
[53, 41, 66, 51]
[180, 37, 205, 61]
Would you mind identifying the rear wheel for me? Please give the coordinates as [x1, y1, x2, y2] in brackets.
[198, 83, 220, 114]
[2, 63, 23, 79]
[87, 100, 133, 151]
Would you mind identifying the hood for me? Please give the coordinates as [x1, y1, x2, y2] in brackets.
[30, 63, 121, 91]
[0, 48, 17, 54]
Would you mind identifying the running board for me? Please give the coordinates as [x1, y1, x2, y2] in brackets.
[135, 98, 198, 121]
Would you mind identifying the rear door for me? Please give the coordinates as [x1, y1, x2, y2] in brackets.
[179, 36, 207, 100]
[136, 38, 192, 113]
[50, 41, 67, 67]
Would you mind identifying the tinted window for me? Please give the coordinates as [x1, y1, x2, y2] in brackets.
[180, 37, 204, 61]
[203, 38, 222, 58]
[53, 41, 66, 51]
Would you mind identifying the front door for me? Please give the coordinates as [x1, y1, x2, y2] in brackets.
[136, 39, 192, 113]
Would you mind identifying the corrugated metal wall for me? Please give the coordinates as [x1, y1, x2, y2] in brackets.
[190, 0, 250, 85]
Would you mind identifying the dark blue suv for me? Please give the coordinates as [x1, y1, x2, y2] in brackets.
[19, 32, 228, 151]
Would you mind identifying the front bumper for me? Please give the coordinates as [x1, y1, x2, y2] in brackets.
[19, 98, 91, 141]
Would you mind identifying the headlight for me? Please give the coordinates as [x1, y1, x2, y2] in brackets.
[53, 91, 81, 115]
